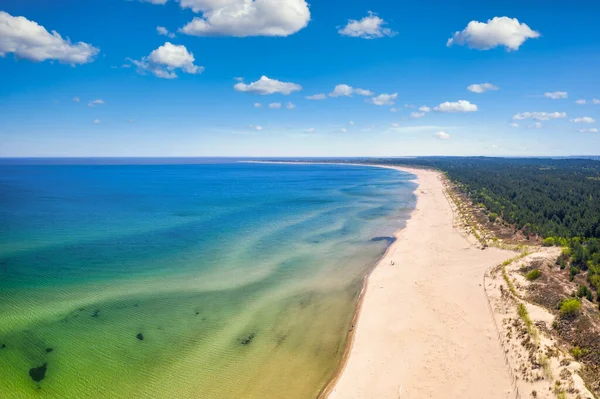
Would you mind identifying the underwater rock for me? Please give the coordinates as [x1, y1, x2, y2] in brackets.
[29, 363, 47, 383]
[91, 310, 100, 318]
[195, 311, 200, 316]
[136, 333, 144, 341]
[1, 343, 5, 349]
[239, 333, 255, 346]
[45, 348, 53, 353]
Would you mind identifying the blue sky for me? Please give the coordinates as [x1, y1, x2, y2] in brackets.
[1, 0, 600, 157]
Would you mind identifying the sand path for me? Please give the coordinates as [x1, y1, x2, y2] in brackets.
[327, 167, 516, 399]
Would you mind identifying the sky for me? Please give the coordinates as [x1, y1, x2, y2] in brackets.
[1, 0, 600, 157]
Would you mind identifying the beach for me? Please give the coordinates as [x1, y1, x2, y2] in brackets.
[327, 167, 516, 399]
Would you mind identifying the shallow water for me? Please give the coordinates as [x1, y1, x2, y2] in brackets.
[0, 162, 416, 398]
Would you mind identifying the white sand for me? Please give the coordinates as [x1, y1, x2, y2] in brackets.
[327, 167, 517, 399]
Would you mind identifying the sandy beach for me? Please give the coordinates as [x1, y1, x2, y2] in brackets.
[327, 167, 517, 399]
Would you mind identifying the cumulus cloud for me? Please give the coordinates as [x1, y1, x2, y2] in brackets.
[305, 127, 315, 133]
[286, 102, 295, 109]
[249, 124, 263, 131]
[579, 128, 599, 133]
[570, 116, 596, 124]
[340, 128, 348, 133]
[179, 0, 310, 37]
[130, 42, 203, 79]
[369, 93, 398, 106]
[139, 0, 168, 4]
[235, 76, 302, 95]
[434, 131, 450, 140]
[575, 99, 587, 105]
[529, 122, 543, 129]
[544, 91, 568, 99]
[411, 112, 425, 118]
[328, 84, 374, 97]
[93, 119, 100, 124]
[434, 100, 477, 113]
[157, 26, 175, 38]
[73, 97, 80, 103]
[467, 83, 499, 93]
[348, 121, 355, 125]
[338, 11, 397, 39]
[0, 11, 99, 64]
[306, 93, 326, 100]
[88, 99, 105, 107]
[512, 112, 567, 121]
[355, 88, 374, 96]
[269, 102, 282, 109]
[418, 106, 431, 112]
[510, 123, 519, 128]
[254, 102, 262, 108]
[389, 107, 398, 112]
[447, 16, 540, 51]
[593, 99, 600, 105]
[329, 84, 354, 97]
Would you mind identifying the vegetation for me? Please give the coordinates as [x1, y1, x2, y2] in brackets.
[517, 303, 537, 339]
[571, 346, 583, 360]
[559, 298, 581, 318]
[526, 269, 542, 281]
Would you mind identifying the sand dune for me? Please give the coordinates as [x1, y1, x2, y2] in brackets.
[327, 167, 517, 399]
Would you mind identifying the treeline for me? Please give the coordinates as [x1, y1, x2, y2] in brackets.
[357, 157, 600, 239]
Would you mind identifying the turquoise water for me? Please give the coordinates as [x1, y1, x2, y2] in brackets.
[0, 161, 416, 398]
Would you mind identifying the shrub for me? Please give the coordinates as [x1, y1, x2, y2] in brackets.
[542, 237, 556, 247]
[571, 346, 583, 360]
[576, 285, 594, 302]
[560, 298, 581, 318]
[526, 269, 542, 281]
[488, 212, 498, 223]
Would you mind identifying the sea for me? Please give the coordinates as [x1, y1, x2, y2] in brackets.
[0, 160, 416, 398]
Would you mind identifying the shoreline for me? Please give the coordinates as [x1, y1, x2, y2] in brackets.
[321, 164, 515, 398]
[316, 166, 422, 399]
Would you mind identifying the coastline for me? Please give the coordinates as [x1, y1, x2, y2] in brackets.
[322, 165, 516, 398]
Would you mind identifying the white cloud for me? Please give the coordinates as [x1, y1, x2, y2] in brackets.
[93, 119, 100, 124]
[510, 123, 519, 128]
[579, 128, 599, 133]
[235, 76, 301, 95]
[369, 93, 398, 106]
[179, 0, 310, 37]
[254, 102, 262, 108]
[338, 11, 397, 39]
[306, 93, 326, 100]
[570, 116, 596, 124]
[340, 128, 347, 133]
[249, 124, 263, 131]
[389, 107, 398, 112]
[467, 83, 499, 93]
[349, 121, 355, 125]
[305, 127, 315, 133]
[418, 106, 431, 112]
[434, 100, 477, 113]
[88, 99, 105, 107]
[411, 112, 425, 118]
[73, 97, 80, 103]
[0, 11, 99, 64]
[355, 88, 374, 96]
[269, 102, 282, 109]
[329, 84, 354, 97]
[434, 131, 450, 140]
[529, 122, 543, 129]
[286, 102, 295, 109]
[329, 84, 373, 97]
[157, 26, 175, 38]
[391, 123, 400, 128]
[544, 91, 568, 99]
[512, 112, 567, 121]
[404, 104, 414, 108]
[593, 99, 600, 105]
[130, 42, 203, 79]
[575, 99, 587, 105]
[447, 16, 540, 51]
[139, 0, 168, 4]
